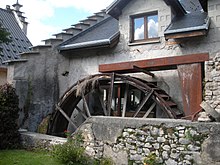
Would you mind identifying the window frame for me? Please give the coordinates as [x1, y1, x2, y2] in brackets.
[130, 11, 159, 43]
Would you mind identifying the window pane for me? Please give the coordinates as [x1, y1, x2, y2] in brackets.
[134, 17, 144, 40]
[147, 15, 158, 38]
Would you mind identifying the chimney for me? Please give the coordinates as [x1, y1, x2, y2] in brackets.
[12, 0, 28, 35]
[12, 0, 22, 11]
[6, 5, 11, 11]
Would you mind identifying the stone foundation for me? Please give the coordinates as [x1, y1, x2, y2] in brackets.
[78, 117, 220, 165]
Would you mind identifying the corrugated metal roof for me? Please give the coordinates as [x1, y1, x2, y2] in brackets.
[0, 8, 32, 65]
[59, 16, 119, 52]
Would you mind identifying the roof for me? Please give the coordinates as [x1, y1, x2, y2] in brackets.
[0, 8, 32, 65]
[59, 16, 119, 53]
[107, 0, 207, 18]
[106, 0, 131, 19]
[164, 0, 210, 39]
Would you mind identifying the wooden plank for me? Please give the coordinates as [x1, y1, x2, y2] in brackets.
[133, 65, 155, 77]
[200, 101, 220, 122]
[99, 53, 209, 73]
[107, 73, 115, 116]
[75, 106, 88, 119]
[133, 90, 153, 117]
[143, 102, 156, 118]
[122, 83, 129, 117]
[82, 94, 91, 117]
[56, 105, 78, 130]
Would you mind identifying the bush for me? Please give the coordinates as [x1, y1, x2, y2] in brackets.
[52, 132, 114, 165]
[0, 84, 20, 149]
[51, 133, 90, 165]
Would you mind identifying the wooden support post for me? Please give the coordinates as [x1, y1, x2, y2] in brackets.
[122, 83, 129, 117]
[56, 105, 78, 130]
[133, 90, 153, 117]
[117, 86, 121, 116]
[107, 73, 115, 116]
[98, 91, 108, 116]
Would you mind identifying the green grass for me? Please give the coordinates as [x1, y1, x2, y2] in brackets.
[0, 150, 63, 165]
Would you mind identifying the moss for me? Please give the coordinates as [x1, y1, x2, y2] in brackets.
[143, 153, 163, 165]
[185, 129, 208, 143]
[37, 115, 51, 134]
[22, 77, 33, 126]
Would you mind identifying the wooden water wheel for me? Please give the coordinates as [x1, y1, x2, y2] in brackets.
[47, 73, 184, 136]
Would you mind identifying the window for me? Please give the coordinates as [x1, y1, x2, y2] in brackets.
[131, 12, 159, 43]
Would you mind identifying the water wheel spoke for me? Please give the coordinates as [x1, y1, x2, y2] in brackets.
[133, 90, 154, 117]
[107, 73, 115, 116]
[82, 94, 91, 117]
[122, 83, 129, 117]
[75, 106, 88, 119]
[98, 86, 108, 116]
[143, 102, 156, 118]
[56, 105, 78, 130]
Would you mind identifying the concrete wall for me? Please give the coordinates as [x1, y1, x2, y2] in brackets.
[7, 46, 61, 131]
[78, 117, 220, 165]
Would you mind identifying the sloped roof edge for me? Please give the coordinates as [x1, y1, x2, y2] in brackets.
[106, 0, 131, 19]
[164, 14, 210, 35]
[59, 31, 120, 51]
[106, 0, 186, 19]
[59, 16, 113, 47]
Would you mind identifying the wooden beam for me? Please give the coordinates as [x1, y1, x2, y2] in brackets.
[117, 86, 121, 116]
[56, 105, 78, 130]
[82, 94, 91, 117]
[143, 102, 156, 118]
[133, 65, 155, 77]
[107, 73, 115, 116]
[99, 53, 209, 73]
[133, 90, 153, 117]
[75, 106, 88, 119]
[122, 84, 129, 117]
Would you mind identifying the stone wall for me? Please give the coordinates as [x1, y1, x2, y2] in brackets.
[78, 117, 220, 165]
[205, 52, 220, 114]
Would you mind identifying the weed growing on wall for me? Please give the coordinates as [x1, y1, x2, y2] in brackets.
[0, 84, 20, 149]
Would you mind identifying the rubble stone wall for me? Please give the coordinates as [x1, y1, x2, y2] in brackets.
[78, 117, 220, 165]
[205, 52, 220, 114]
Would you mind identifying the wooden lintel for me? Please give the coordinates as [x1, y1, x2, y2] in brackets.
[133, 65, 155, 77]
[99, 53, 209, 73]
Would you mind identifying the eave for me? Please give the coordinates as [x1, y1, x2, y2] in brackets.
[59, 32, 120, 53]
